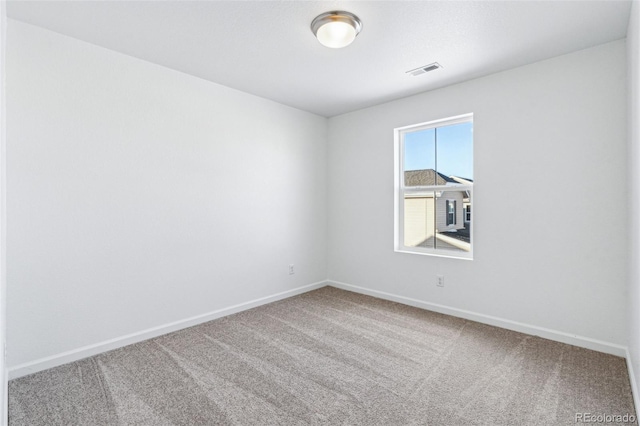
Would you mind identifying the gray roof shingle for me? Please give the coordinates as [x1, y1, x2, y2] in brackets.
[404, 169, 458, 186]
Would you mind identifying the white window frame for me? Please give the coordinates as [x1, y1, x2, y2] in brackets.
[394, 113, 473, 260]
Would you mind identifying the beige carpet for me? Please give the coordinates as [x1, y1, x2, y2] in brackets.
[9, 286, 637, 425]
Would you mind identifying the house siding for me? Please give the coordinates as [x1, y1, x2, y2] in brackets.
[404, 191, 465, 247]
[435, 192, 465, 232]
[404, 197, 435, 246]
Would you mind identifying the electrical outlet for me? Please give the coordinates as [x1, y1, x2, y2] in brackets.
[289, 264, 295, 275]
[436, 275, 444, 287]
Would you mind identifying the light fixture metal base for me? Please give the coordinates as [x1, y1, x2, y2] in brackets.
[311, 10, 362, 48]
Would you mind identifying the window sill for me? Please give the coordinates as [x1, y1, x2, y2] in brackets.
[394, 248, 473, 261]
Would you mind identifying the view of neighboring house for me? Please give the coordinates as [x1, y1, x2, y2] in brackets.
[404, 169, 472, 252]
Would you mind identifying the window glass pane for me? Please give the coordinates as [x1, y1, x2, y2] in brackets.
[404, 128, 436, 186]
[403, 191, 436, 248]
[435, 121, 473, 185]
[434, 190, 471, 253]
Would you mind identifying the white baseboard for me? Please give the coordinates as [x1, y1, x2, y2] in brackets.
[8, 281, 327, 380]
[8, 278, 634, 389]
[327, 280, 628, 357]
[626, 349, 640, 418]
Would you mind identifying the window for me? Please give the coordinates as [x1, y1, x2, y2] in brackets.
[446, 200, 456, 226]
[394, 114, 473, 259]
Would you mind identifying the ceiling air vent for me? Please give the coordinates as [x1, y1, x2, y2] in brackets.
[406, 62, 442, 76]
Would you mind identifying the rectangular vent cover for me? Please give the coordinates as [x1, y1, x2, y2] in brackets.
[407, 62, 442, 76]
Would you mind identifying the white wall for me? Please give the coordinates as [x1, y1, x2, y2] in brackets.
[0, 2, 6, 424]
[628, 0, 640, 411]
[6, 20, 327, 369]
[328, 40, 628, 350]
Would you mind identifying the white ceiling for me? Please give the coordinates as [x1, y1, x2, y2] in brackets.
[7, 0, 633, 117]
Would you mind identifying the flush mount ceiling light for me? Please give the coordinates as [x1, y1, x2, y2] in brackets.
[311, 11, 362, 49]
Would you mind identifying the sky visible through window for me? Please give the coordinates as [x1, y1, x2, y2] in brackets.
[404, 121, 473, 180]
